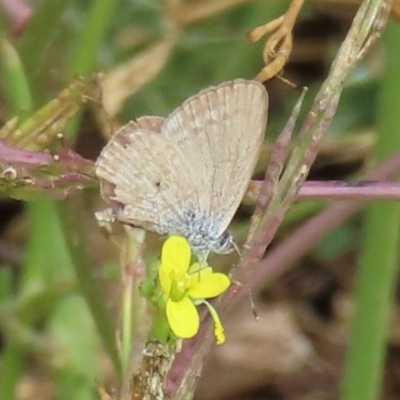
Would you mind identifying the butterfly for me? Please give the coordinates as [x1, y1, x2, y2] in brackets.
[95, 79, 268, 258]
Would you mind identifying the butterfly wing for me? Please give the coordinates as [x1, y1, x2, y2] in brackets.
[161, 79, 268, 235]
[95, 119, 205, 235]
[99, 117, 166, 200]
[134, 116, 165, 131]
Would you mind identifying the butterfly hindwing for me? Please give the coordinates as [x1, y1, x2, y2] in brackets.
[95, 122, 205, 235]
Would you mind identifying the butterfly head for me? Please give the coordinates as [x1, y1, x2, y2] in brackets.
[186, 229, 235, 265]
[211, 230, 235, 254]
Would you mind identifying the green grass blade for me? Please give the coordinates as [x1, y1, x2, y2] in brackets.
[342, 21, 400, 400]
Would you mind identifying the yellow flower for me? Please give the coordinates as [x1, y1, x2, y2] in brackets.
[159, 236, 230, 343]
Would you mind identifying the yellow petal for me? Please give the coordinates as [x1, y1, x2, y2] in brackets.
[162, 236, 191, 274]
[166, 297, 200, 338]
[188, 272, 230, 299]
[159, 236, 191, 294]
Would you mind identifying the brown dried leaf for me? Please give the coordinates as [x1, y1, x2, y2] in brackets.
[101, 37, 177, 121]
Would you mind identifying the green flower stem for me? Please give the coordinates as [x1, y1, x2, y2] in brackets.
[342, 21, 400, 400]
[151, 310, 171, 343]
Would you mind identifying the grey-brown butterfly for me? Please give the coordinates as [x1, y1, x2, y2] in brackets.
[95, 79, 268, 258]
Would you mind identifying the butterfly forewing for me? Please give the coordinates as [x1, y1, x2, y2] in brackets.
[161, 80, 268, 235]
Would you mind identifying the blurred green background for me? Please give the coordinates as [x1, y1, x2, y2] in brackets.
[0, 1, 399, 400]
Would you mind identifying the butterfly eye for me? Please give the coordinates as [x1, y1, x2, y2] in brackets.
[214, 231, 234, 254]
